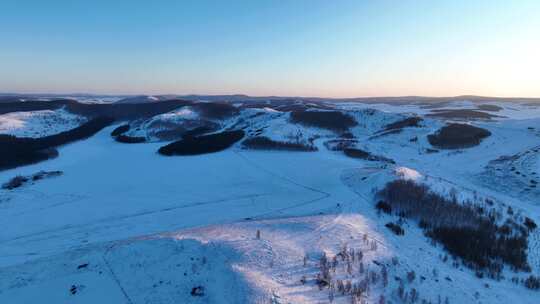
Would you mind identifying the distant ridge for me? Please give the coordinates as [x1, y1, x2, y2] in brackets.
[115, 95, 161, 104]
[1, 92, 539, 104]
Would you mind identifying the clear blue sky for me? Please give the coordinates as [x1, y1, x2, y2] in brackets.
[1, 0, 539, 97]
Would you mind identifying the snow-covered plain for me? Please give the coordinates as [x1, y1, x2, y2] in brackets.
[1, 99, 540, 303]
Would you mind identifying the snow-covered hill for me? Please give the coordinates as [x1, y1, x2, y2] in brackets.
[0, 109, 87, 138]
[114, 95, 162, 104]
[1, 98, 540, 303]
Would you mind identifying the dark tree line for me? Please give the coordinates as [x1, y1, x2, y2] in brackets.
[0, 117, 114, 170]
[427, 123, 491, 149]
[158, 130, 245, 156]
[2, 170, 62, 190]
[324, 139, 359, 151]
[0, 99, 192, 121]
[242, 136, 316, 151]
[385, 222, 405, 235]
[344, 148, 395, 164]
[289, 110, 357, 132]
[525, 276, 540, 289]
[115, 135, 146, 143]
[427, 109, 498, 119]
[383, 116, 423, 131]
[189, 102, 239, 119]
[65, 100, 192, 120]
[110, 124, 130, 136]
[0, 99, 74, 115]
[377, 179, 531, 277]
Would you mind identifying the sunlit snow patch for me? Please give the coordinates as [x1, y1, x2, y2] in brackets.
[156, 107, 199, 122]
[394, 166, 422, 181]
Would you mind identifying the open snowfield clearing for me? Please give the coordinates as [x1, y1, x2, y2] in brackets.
[2, 201, 538, 303]
[0, 126, 361, 267]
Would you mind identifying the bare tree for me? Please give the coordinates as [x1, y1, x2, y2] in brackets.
[381, 265, 388, 287]
[407, 270, 416, 283]
[345, 280, 352, 293]
[410, 288, 419, 303]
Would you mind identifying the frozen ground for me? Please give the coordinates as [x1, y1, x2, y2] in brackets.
[0, 98, 540, 303]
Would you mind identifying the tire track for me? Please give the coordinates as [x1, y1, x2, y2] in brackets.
[233, 151, 334, 220]
[102, 244, 135, 304]
[0, 193, 267, 244]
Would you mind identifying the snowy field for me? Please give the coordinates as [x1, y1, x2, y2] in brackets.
[0, 98, 540, 303]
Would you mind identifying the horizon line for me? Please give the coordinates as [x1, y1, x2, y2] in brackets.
[2, 91, 540, 101]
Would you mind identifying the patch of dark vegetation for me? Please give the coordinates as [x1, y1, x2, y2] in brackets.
[428, 225, 527, 276]
[110, 124, 130, 136]
[276, 104, 310, 112]
[289, 110, 357, 132]
[77, 263, 89, 270]
[2, 170, 63, 190]
[0, 99, 75, 115]
[0, 99, 193, 121]
[2, 176, 28, 190]
[383, 117, 423, 131]
[343, 148, 395, 164]
[149, 121, 219, 142]
[158, 130, 245, 156]
[65, 100, 192, 120]
[524, 275, 540, 290]
[314, 244, 384, 302]
[324, 139, 358, 151]
[385, 222, 405, 236]
[427, 123, 491, 149]
[2, 148, 59, 171]
[0, 96, 26, 103]
[242, 136, 316, 151]
[32, 170, 62, 181]
[477, 104, 503, 112]
[524, 217, 537, 231]
[377, 179, 530, 277]
[115, 135, 146, 143]
[0, 117, 113, 171]
[182, 125, 217, 139]
[70, 285, 78, 295]
[343, 148, 372, 159]
[190, 102, 239, 119]
[375, 200, 392, 214]
[276, 103, 330, 112]
[427, 109, 500, 120]
[190, 286, 205, 296]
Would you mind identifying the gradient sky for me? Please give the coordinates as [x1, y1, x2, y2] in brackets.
[1, 0, 539, 97]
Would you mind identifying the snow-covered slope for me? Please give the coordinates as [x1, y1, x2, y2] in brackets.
[114, 95, 161, 104]
[1, 100, 540, 303]
[0, 109, 87, 138]
[126, 106, 211, 141]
